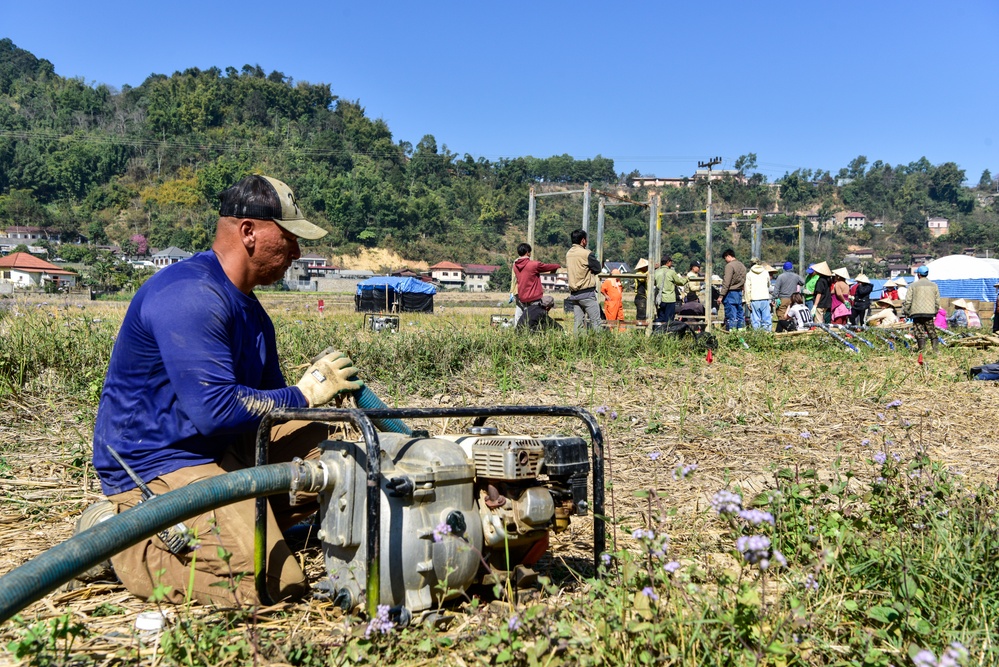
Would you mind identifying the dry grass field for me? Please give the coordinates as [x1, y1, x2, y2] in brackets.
[1, 291, 997, 665]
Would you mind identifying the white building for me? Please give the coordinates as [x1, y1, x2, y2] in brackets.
[844, 212, 866, 230]
[927, 217, 949, 238]
[429, 261, 465, 290]
[0, 252, 77, 288]
[151, 246, 192, 268]
[463, 264, 500, 292]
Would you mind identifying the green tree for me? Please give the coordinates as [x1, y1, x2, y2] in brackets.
[734, 153, 757, 176]
[897, 206, 929, 244]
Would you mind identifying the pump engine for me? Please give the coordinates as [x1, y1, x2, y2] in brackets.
[315, 426, 591, 616]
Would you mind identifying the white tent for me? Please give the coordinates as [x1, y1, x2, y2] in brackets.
[924, 255, 999, 301]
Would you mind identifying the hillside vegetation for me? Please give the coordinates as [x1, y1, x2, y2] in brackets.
[1, 37, 997, 285]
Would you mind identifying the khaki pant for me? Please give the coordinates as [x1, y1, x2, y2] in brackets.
[776, 302, 789, 321]
[109, 420, 330, 606]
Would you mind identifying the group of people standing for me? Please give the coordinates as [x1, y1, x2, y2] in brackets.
[510, 233, 989, 351]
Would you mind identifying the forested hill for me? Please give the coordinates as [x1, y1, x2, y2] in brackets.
[1, 37, 997, 277]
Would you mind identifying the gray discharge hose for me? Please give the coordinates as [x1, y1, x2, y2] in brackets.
[0, 460, 332, 625]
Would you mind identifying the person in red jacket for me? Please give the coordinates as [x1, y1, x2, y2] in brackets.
[513, 243, 561, 329]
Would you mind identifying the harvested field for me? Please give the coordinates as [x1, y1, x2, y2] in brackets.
[1, 292, 998, 665]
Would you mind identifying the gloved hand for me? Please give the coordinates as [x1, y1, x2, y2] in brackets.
[508, 293, 515, 304]
[296, 350, 363, 407]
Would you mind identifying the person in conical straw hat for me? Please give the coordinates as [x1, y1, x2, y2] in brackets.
[867, 298, 901, 327]
[810, 261, 834, 323]
[830, 267, 852, 324]
[882, 278, 900, 301]
[849, 273, 873, 325]
[948, 299, 982, 328]
[634, 257, 650, 321]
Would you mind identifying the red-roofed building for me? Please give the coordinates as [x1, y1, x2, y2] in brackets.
[429, 261, 465, 289]
[0, 252, 78, 288]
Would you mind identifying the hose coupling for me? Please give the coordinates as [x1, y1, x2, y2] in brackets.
[288, 458, 335, 505]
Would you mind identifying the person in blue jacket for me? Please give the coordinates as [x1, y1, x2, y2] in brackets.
[91, 175, 361, 606]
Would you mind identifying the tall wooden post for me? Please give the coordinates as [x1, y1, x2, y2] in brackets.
[645, 194, 658, 330]
[596, 196, 606, 266]
[527, 186, 536, 258]
[798, 217, 805, 273]
[699, 157, 721, 331]
[582, 182, 591, 237]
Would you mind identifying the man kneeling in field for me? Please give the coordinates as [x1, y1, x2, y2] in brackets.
[90, 175, 360, 606]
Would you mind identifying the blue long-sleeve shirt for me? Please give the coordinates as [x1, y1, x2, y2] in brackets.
[93, 251, 307, 495]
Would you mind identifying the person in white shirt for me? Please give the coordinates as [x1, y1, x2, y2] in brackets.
[785, 293, 812, 331]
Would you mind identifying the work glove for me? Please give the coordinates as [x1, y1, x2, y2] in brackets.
[508, 293, 515, 304]
[296, 350, 363, 407]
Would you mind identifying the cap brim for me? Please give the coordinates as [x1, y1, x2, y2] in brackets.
[274, 217, 328, 240]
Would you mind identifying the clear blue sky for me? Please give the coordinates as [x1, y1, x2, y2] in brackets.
[4, 0, 996, 183]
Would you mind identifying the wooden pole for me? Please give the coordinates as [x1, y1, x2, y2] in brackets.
[527, 186, 536, 259]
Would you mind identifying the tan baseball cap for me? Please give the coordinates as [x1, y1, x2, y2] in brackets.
[219, 175, 328, 240]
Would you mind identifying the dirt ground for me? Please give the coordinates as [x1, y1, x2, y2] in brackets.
[2, 294, 998, 662]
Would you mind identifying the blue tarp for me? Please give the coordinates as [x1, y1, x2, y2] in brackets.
[869, 276, 995, 302]
[930, 279, 997, 302]
[355, 276, 436, 295]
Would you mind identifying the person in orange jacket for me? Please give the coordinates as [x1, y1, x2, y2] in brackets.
[601, 268, 624, 330]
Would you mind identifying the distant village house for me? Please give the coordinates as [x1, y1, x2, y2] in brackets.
[428, 261, 465, 290]
[927, 217, 949, 238]
[151, 246, 192, 268]
[844, 212, 866, 230]
[0, 252, 77, 288]
[462, 264, 500, 292]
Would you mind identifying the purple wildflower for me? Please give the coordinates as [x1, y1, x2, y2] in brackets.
[861, 438, 870, 446]
[873, 452, 887, 465]
[365, 604, 394, 638]
[800, 431, 811, 439]
[641, 586, 659, 601]
[886, 399, 903, 409]
[912, 649, 937, 667]
[672, 463, 698, 480]
[877, 413, 885, 420]
[736, 535, 771, 566]
[649, 451, 661, 461]
[601, 553, 612, 566]
[432, 521, 452, 542]
[664, 561, 681, 574]
[610, 411, 618, 420]
[710, 490, 743, 514]
[508, 615, 521, 632]
[738, 508, 775, 526]
[632, 528, 655, 540]
[804, 573, 819, 591]
[892, 452, 901, 463]
[596, 405, 608, 415]
[942, 642, 969, 667]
